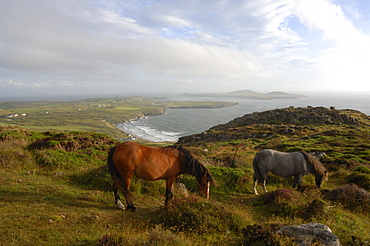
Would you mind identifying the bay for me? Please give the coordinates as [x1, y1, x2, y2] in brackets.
[117, 92, 370, 142]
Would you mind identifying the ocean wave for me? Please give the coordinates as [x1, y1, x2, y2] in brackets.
[117, 121, 180, 142]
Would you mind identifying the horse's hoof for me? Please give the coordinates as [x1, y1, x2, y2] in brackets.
[116, 201, 125, 210]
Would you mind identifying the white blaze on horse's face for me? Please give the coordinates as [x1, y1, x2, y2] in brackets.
[205, 182, 210, 199]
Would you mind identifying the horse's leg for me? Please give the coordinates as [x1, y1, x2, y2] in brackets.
[113, 181, 125, 210]
[121, 176, 137, 212]
[297, 176, 303, 189]
[262, 180, 268, 193]
[293, 175, 302, 189]
[164, 178, 175, 206]
[252, 177, 259, 195]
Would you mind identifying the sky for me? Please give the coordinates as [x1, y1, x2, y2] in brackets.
[1, 0, 370, 99]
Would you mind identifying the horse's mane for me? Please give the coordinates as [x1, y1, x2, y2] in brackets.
[300, 151, 328, 179]
[171, 144, 216, 185]
[171, 144, 205, 175]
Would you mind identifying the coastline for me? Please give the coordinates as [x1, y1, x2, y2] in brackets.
[115, 93, 370, 142]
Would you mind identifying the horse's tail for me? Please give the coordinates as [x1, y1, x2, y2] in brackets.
[107, 146, 133, 198]
[252, 152, 263, 183]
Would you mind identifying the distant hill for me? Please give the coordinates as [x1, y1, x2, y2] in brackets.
[179, 89, 306, 99]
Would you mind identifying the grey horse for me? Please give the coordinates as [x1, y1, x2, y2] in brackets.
[252, 149, 328, 195]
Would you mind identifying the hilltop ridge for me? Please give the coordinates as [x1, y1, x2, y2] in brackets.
[178, 106, 370, 144]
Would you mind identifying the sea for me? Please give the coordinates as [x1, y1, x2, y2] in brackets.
[117, 92, 370, 142]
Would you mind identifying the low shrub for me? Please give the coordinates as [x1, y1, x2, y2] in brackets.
[0, 147, 34, 169]
[178, 167, 252, 194]
[70, 166, 166, 196]
[262, 189, 298, 205]
[97, 226, 187, 246]
[97, 233, 123, 246]
[28, 131, 117, 152]
[354, 165, 370, 174]
[129, 178, 165, 196]
[347, 173, 370, 191]
[158, 196, 243, 234]
[208, 167, 252, 193]
[261, 190, 301, 217]
[69, 165, 111, 191]
[324, 184, 370, 214]
[34, 149, 103, 170]
[242, 223, 291, 246]
[298, 199, 327, 221]
[265, 174, 293, 187]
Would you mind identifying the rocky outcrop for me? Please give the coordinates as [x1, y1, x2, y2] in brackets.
[277, 223, 340, 246]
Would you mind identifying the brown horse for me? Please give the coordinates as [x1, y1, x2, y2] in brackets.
[107, 142, 216, 211]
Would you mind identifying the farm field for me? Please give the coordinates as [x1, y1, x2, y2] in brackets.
[0, 97, 237, 139]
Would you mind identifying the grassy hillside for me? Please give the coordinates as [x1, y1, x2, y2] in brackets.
[1, 106, 370, 245]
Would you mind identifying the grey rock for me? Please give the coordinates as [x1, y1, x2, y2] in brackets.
[277, 223, 340, 246]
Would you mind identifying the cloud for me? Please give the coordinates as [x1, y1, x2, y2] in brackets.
[1, 0, 370, 97]
[289, 0, 370, 90]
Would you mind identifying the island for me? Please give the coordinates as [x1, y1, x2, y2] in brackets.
[179, 89, 306, 99]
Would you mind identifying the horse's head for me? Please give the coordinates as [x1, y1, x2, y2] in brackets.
[176, 144, 218, 199]
[196, 170, 217, 199]
[315, 170, 328, 187]
[302, 151, 328, 188]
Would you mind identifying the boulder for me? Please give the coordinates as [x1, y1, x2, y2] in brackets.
[277, 223, 340, 246]
[174, 183, 189, 197]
